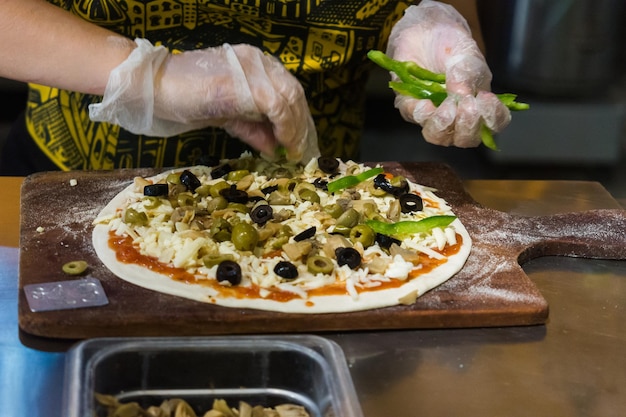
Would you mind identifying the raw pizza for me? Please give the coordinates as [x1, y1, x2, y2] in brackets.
[92, 154, 472, 313]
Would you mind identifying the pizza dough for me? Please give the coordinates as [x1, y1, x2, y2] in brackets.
[92, 156, 472, 313]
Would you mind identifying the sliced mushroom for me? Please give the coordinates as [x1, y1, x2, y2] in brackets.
[257, 221, 282, 241]
[322, 234, 352, 258]
[282, 241, 312, 261]
[398, 289, 419, 305]
[365, 256, 392, 274]
[273, 208, 294, 222]
[386, 199, 401, 222]
[170, 207, 195, 224]
[389, 243, 421, 264]
[174, 400, 198, 417]
[275, 404, 310, 417]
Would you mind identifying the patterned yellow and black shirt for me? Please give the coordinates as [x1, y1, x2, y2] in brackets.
[27, 0, 410, 170]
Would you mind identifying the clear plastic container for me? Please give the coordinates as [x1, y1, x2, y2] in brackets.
[62, 335, 363, 417]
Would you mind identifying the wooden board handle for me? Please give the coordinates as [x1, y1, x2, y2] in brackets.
[520, 209, 626, 261]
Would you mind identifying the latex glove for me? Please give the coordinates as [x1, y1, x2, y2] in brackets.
[386, 1, 511, 147]
[89, 39, 319, 162]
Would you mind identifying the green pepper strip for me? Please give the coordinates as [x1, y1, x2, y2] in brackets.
[480, 125, 498, 151]
[479, 95, 529, 151]
[368, 50, 529, 112]
[367, 50, 445, 83]
[327, 167, 384, 194]
[365, 215, 456, 238]
[495, 93, 530, 111]
[367, 50, 530, 150]
[389, 82, 447, 106]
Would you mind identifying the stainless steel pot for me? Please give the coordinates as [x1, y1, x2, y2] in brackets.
[479, 0, 625, 97]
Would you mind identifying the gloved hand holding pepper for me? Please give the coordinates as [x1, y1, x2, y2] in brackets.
[386, 1, 511, 147]
[89, 39, 319, 162]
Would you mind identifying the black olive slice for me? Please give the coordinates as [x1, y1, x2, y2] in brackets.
[220, 185, 249, 204]
[375, 233, 401, 250]
[180, 170, 202, 192]
[335, 247, 361, 269]
[391, 180, 410, 197]
[293, 226, 316, 242]
[250, 204, 273, 225]
[247, 195, 265, 203]
[373, 173, 392, 192]
[211, 163, 233, 179]
[261, 185, 279, 195]
[143, 183, 169, 197]
[318, 156, 339, 174]
[274, 261, 299, 279]
[216, 260, 242, 285]
[373, 173, 410, 197]
[399, 193, 423, 213]
[313, 177, 328, 191]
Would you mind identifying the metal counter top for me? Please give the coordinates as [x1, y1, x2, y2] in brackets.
[1, 179, 624, 417]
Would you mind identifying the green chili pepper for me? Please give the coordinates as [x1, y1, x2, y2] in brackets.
[327, 167, 384, 194]
[365, 215, 456, 237]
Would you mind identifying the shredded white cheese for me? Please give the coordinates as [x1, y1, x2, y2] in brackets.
[385, 255, 414, 280]
[99, 157, 462, 300]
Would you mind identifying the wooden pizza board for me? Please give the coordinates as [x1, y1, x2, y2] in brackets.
[17, 163, 626, 340]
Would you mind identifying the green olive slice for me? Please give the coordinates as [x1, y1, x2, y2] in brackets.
[123, 208, 148, 226]
[306, 255, 334, 275]
[62, 260, 88, 275]
[349, 224, 375, 248]
[336, 208, 360, 228]
[226, 169, 250, 181]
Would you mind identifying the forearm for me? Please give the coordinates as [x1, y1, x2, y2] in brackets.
[0, 0, 135, 95]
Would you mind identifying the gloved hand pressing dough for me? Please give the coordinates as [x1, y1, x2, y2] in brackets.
[386, 1, 511, 147]
[89, 39, 319, 162]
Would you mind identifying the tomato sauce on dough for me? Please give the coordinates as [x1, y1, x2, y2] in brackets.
[109, 232, 462, 302]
